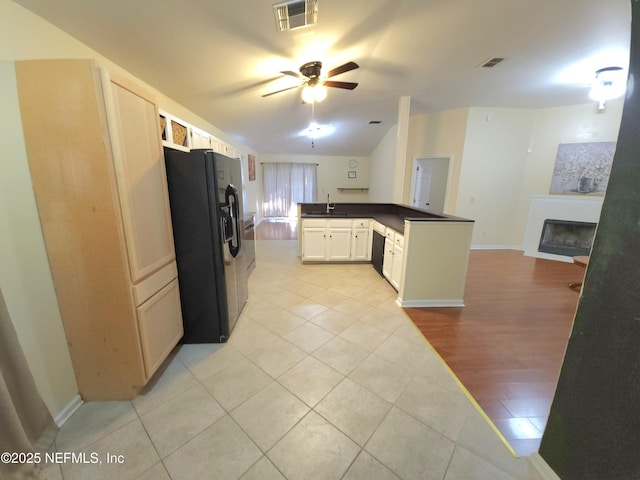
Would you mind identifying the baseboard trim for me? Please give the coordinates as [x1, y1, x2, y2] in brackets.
[54, 394, 83, 427]
[470, 244, 522, 251]
[529, 453, 561, 480]
[397, 298, 465, 308]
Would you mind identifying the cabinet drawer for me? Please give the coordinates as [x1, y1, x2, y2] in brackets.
[352, 218, 370, 229]
[328, 219, 352, 228]
[136, 279, 183, 380]
[132, 261, 178, 305]
[385, 228, 395, 241]
[395, 233, 405, 248]
[302, 218, 327, 228]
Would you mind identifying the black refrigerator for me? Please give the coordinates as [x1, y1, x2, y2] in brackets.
[163, 147, 248, 343]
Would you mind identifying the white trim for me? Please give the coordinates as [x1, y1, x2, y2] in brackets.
[529, 453, 562, 480]
[529, 251, 575, 263]
[53, 394, 83, 427]
[397, 298, 465, 308]
[470, 244, 522, 251]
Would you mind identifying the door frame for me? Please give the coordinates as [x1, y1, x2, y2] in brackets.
[409, 155, 452, 213]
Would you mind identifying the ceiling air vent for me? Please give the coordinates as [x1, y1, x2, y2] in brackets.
[273, 0, 318, 32]
[479, 57, 504, 68]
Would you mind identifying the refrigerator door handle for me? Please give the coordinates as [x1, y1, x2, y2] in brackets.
[225, 184, 241, 258]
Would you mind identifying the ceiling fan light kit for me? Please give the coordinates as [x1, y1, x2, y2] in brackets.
[302, 83, 327, 103]
[262, 60, 359, 102]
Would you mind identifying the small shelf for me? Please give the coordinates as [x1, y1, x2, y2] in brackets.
[337, 187, 369, 193]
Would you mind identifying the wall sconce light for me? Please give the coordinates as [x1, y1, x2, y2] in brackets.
[589, 66, 626, 110]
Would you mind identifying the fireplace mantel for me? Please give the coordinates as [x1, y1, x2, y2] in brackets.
[523, 196, 603, 262]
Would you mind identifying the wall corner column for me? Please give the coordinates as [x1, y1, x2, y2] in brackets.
[393, 96, 411, 204]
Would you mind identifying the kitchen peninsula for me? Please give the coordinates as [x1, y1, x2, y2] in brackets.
[298, 203, 474, 307]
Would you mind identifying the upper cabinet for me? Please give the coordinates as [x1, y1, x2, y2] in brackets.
[159, 109, 240, 159]
[16, 59, 183, 400]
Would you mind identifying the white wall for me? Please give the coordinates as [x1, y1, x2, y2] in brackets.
[0, 62, 78, 418]
[514, 101, 624, 246]
[368, 124, 397, 203]
[455, 107, 536, 247]
[402, 102, 623, 249]
[405, 109, 469, 213]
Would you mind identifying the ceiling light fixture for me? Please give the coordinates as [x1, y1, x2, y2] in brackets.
[301, 82, 327, 103]
[589, 66, 626, 110]
[300, 122, 334, 139]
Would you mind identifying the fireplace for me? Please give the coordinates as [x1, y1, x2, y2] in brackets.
[538, 219, 597, 257]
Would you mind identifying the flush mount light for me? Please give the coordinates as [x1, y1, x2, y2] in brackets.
[300, 122, 334, 139]
[589, 66, 626, 110]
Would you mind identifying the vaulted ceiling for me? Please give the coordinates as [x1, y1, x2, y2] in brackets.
[14, 0, 631, 156]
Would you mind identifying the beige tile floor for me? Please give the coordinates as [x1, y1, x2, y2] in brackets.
[41, 240, 545, 480]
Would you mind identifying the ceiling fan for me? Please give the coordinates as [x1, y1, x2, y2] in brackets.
[262, 60, 359, 102]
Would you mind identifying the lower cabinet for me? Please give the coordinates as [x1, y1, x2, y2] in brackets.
[328, 226, 352, 260]
[382, 229, 404, 291]
[301, 218, 371, 262]
[136, 280, 183, 379]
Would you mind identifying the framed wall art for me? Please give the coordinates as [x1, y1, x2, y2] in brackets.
[248, 154, 256, 182]
[549, 141, 616, 196]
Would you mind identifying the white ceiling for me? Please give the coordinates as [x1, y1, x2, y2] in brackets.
[15, 0, 631, 156]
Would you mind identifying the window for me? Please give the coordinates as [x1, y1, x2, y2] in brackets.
[262, 163, 317, 218]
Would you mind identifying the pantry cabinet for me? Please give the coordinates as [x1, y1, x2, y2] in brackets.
[15, 59, 183, 400]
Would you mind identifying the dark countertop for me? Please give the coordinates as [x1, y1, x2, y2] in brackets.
[299, 203, 473, 234]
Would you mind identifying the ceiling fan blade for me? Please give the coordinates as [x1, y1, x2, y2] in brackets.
[323, 80, 358, 90]
[261, 84, 301, 97]
[280, 70, 302, 79]
[326, 61, 359, 78]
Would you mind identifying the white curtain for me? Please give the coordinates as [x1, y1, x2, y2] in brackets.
[263, 163, 317, 217]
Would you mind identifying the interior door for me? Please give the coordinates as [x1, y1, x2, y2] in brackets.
[411, 157, 450, 213]
[413, 163, 432, 209]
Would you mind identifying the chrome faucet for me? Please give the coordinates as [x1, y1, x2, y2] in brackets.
[326, 193, 335, 214]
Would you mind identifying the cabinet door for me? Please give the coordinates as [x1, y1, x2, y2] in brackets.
[328, 228, 352, 261]
[302, 228, 327, 261]
[103, 71, 176, 284]
[382, 238, 394, 281]
[136, 279, 183, 379]
[390, 243, 404, 291]
[191, 129, 211, 148]
[352, 227, 371, 261]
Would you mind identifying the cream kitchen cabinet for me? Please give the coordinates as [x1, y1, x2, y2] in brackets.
[16, 59, 183, 400]
[351, 219, 372, 261]
[301, 220, 328, 261]
[301, 218, 352, 261]
[382, 229, 404, 291]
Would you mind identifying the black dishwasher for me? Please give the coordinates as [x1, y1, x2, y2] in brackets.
[372, 230, 385, 276]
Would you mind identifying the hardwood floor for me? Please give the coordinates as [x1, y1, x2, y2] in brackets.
[255, 217, 298, 240]
[404, 250, 582, 456]
[255, 218, 582, 456]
